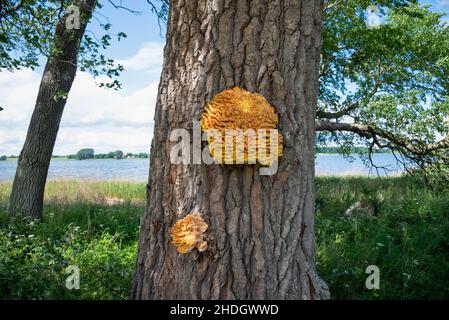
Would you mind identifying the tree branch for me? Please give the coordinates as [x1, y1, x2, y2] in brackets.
[324, 0, 347, 12]
[317, 100, 360, 119]
[316, 120, 449, 156]
[0, 0, 26, 19]
[107, 0, 141, 15]
[318, 84, 382, 119]
[318, 64, 382, 119]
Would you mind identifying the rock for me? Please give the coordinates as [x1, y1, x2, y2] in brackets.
[104, 197, 144, 206]
[105, 197, 125, 206]
[344, 200, 376, 217]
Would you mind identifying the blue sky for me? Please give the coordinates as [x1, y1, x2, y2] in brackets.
[0, 0, 448, 155]
[89, 1, 168, 88]
[424, 0, 449, 20]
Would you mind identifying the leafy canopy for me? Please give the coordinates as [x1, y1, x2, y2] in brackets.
[0, 0, 169, 89]
[319, 0, 449, 173]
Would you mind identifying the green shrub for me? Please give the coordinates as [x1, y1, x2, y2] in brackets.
[315, 176, 449, 299]
[0, 178, 448, 299]
[0, 202, 140, 300]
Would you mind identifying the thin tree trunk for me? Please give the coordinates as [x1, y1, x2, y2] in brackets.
[8, 0, 96, 219]
[132, 0, 329, 299]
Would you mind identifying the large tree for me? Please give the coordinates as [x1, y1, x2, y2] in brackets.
[4, 0, 168, 219]
[316, 0, 449, 175]
[7, 0, 99, 219]
[132, 0, 329, 299]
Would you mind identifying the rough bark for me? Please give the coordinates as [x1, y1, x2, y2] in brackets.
[7, 0, 96, 219]
[132, 0, 329, 299]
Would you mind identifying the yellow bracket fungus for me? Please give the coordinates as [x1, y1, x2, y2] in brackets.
[171, 213, 208, 254]
[201, 87, 283, 166]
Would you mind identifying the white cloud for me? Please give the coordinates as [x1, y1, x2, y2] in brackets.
[55, 125, 154, 155]
[63, 72, 158, 128]
[116, 41, 164, 73]
[0, 41, 166, 156]
[0, 69, 40, 126]
[0, 68, 159, 155]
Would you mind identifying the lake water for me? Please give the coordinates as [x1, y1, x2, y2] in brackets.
[0, 154, 403, 182]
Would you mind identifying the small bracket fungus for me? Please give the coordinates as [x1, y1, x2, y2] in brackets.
[171, 213, 208, 254]
[201, 87, 283, 166]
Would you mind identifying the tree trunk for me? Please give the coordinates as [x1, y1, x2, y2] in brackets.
[7, 0, 96, 219]
[132, 0, 329, 299]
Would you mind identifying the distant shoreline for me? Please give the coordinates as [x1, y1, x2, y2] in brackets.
[1, 153, 403, 181]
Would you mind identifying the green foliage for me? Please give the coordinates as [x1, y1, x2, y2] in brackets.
[1, 0, 50, 70]
[114, 150, 123, 160]
[67, 150, 149, 159]
[319, 1, 449, 166]
[53, 90, 69, 102]
[0, 1, 122, 88]
[0, 193, 142, 299]
[0, 156, 7, 161]
[137, 152, 149, 159]
[75, 148, 95, 160]
[412, 161, 449, 192]
[0, 179, 448, 300]
[0, 216, 67, 299]
[0, 1, 169, 90]
[315, 176, 449, 299]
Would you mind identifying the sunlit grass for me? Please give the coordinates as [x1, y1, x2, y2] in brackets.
[0, 180, 146, 208]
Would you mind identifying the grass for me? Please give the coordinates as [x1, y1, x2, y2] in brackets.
[0, 177, 448, 300]
[315, 176, 449, 299]
[0, 181, 144, 300]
